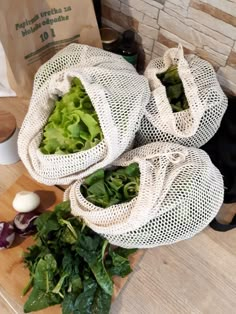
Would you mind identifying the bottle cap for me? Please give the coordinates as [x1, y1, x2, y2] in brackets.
[100, 27, 119, 44]
[122, 30, 135, 43]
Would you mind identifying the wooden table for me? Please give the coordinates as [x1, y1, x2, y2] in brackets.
[1, 97, 236, 314]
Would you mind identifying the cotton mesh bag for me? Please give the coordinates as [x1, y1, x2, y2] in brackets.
[18, 44, 150, 185]
[65, 142, 224, 248]
[136, 45, 227, 148]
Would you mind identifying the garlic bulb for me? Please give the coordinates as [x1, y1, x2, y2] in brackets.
[12, 191, 40, 213]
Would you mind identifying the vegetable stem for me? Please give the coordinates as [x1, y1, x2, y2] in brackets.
[59, 218, 77, 240]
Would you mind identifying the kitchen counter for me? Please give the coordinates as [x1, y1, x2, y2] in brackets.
[1, 97, 236, 314]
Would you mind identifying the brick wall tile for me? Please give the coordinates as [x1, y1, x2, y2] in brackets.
[120, 3, 144, 22]
[196, 47, 227, 67]
[102, 18, 125, 33]
[218, 65, 236, 84]
[121, 0, 159, 18]
[162, 5, 234, 46]
[188, 7, 236, 39]
[217, 74, 236, 95]
[158, 11, 200, 46]
[158, 11, 231, 55]
[164, 1, 188, 17]
[168, 0, 191, 8]
[153, 41, 169, 56]
[139, 23, 159, 40]
[102, 5, 139, 31]
[151, 51, 160, 59]
[103, 0, 121, 11]
[227, 50, 236, 68]
[144, 48, 152, 64]
[141, 36, 155, 51]
[184, 18, 234, 46]
[143, 0, 164, 9]
[143, 15, 160, 29]
[233, 42, 236, 52]
[159, 29, 195, 52]
[191, 0, 236, 20]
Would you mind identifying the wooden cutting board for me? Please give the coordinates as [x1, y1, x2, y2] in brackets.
[0, 173, 144, 314]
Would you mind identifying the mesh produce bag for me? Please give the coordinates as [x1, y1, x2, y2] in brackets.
[136, 45, 227, 148]
[65, 142, 224, 248]
[18, 44, 150, 185]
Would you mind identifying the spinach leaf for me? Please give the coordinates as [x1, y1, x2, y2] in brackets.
[62, 293, 77, 314]
[23, 201, 136, 314]
[81, 163, 140, 208]
[84, 169, 105, 186]
[54, 200, 71, 218]
[34, 211, 60, 240]
[107, 250, 132, 278]
[24, 288, 61, 313]
[24, 254, 60, 313]
[73, 279, 98, 313]
[88, 241, 113, 296]
[91, 286, 112, 314]
[157, 65, 189, 112]
[78, 236, 113, 296]
[124, 163, 140, 177]
[113, 247, 137, 258]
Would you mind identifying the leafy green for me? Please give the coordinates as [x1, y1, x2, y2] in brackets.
[40, 77, 103, 155]
[73, 278, 98, 313]
[24, 254, 61, 313]
[76, 235, 113, 295]
[23, 202, 136, 313]
[107, 250, 132, 278]
[113, 247, 137, 258]
[157, 65, 189, 113]
[81, 163, 140, 208]
[91, 286, 112, 314]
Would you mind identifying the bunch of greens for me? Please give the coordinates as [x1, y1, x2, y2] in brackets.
[81, 163, 140, 208]
[157, 65, 189, 113]
[23, 201, 136, 314]
[40, 77, 103, 155]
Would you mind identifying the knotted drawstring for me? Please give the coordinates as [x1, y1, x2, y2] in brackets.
[133, 149, 188, 164]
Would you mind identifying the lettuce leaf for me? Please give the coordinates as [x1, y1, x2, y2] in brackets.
[40, 78, 103, 155]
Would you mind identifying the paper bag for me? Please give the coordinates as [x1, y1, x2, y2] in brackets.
[0, 0, 102, 97]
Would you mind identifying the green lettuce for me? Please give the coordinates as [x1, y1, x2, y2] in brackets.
[40, 77, 103, 155]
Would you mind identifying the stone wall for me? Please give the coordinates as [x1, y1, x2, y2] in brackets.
[101, 0, 236, 95]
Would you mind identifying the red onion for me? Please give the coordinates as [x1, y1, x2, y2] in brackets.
[13, 211, 40, 237]
[0, 222, 15, 249]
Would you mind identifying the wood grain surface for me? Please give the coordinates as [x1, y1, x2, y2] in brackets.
[0, 110, 16, 143]
[1, 97, 236, 314]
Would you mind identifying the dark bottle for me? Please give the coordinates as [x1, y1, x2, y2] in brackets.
[118, 30, 138, 68]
